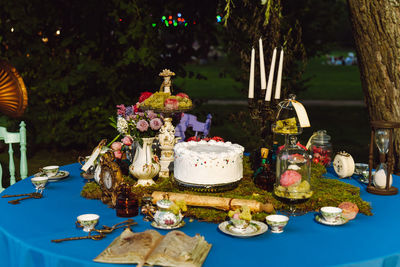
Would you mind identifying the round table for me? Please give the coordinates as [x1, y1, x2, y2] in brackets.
[0, 163, 399, 267]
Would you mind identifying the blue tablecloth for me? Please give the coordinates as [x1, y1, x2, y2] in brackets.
[1, 163, 400, 267]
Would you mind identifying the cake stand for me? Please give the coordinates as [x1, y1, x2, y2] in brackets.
[140, 105, 192, 178]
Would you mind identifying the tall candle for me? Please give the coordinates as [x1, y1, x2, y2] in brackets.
[274, 49, 284, 99]
[265, 48, 277, 101]
[248, 47, 255, 99]
[259, 38, 266, 90]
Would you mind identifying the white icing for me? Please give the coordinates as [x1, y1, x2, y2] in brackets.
[174, 140, 244, 185]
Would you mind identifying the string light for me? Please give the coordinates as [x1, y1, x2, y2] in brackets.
[216, 15, 222, 22]
[177, 13, 182, 17]
[42, 37, 48, 43]
[56, 29, 61, 35]
[10, 27, 14, 32]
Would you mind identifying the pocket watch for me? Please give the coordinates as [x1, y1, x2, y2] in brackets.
[333, 151, 355, 178]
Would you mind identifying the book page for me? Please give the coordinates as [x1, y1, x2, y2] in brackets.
[146, 230, 212, 267]
[94, 228, 162, 264]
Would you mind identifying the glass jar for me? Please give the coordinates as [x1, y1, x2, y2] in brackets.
[309, 130, 332, 167]
[274, 136, 313, 210]
[116, 184, 139, 217]
[272, 94, 302, 135]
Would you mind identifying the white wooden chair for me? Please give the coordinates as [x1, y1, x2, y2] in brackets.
[0, 121, 27, 192]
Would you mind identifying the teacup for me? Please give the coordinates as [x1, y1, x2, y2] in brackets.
[320, 207, 342, 222]
[31, 176, 49, 193]
[76, 214, 100, 232]
[230, 218, 250, 230]
[41, 165, 59, 177]
[265, 214, 289, 233]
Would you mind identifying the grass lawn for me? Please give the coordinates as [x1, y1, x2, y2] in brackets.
[176, 54, 364, 101]
[298, 56, 363, 100]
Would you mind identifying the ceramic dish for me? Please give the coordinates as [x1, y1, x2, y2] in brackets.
[34, 170, 70, 182]
[150, 221, 185, 230]
[218, 220, 268, 238]
[315, 214, 349, 226]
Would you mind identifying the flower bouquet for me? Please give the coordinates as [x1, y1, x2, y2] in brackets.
[109, 93, 164, 186]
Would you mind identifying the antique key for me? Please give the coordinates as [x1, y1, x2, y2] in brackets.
[51, 232, 105, 243]
[7, 192, 42, 204]
[2, 193, 34, 198]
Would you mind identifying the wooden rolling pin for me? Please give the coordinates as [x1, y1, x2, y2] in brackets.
[151, 191, 274, 213]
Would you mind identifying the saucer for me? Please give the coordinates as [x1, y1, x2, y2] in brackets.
[151, 221, 185, 230]
[315, 214, 349, 226]
[35, 170, 70, 182]
[218, 220, 268, 238]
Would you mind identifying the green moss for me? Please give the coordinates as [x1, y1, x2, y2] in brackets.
[80, 157, 372, 223]
[81, 182, 102, 199]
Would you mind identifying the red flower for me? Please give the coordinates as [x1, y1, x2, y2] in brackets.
[139, 92, 153, 103]
[211, 136, 224, 142]
[187, 136, 201, 142]
[176, 93, 189, 99]
[202, 137, 211, 141]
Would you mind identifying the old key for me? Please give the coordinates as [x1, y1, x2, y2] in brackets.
[6, 193, 42, 204]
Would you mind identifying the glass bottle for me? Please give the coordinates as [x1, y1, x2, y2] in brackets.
[274, 136, 312, 215]
[310, 130, 332, 167]
[272, 94, 302, 135]
[116, 184, 139, 217]
[253, 148, 275, 192]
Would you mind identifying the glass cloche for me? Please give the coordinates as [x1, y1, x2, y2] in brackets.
[272, 94, 303, 135]
[274, 136, 313, 215]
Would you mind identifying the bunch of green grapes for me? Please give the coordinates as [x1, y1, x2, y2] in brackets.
[142, 92, 171, 109]
[169, 200, 187, 215]
[239, 205, 252, 221]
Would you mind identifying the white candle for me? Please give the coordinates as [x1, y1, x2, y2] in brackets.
[265, 48, 277, 101]
[259, 38, 266, 90]
[248, 47, 255, 99]
[274, 49, 284, 99]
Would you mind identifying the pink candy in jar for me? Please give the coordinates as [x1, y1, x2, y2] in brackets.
[309, 130, 332, 167]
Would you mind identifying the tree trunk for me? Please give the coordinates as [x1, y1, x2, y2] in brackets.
[347, 0, 400, 171]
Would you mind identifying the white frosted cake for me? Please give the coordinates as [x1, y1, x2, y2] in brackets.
[173, 140, 244, 187]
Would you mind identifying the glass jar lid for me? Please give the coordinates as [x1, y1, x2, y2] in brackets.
[272, 94, 302, 135]
[312, 130, 331, 145]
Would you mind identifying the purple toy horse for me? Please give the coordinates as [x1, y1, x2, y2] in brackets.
[175, 113, 212, 142]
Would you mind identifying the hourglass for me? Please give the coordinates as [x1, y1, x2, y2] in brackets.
[367, 121, 399, 195]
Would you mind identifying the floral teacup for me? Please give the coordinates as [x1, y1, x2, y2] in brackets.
[320, 207, 342, 222]
[265, 214, 289, 233]
[76, 214, 100, 232]
[40, 165, 59, 177]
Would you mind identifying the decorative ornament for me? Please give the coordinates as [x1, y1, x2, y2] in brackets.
[98, 151, 124, 207]
[333, 151, 355, 178]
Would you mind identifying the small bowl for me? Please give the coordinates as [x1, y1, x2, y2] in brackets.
[76, 214, 99, 232]
[354, 163, 368, 175]
[320, 207, 342, 222]
[31, 176, 49, 190]
[41, 165, 59, 177]
[265, 215, 289, 233]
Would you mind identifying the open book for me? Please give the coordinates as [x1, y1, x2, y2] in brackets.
[94, 228, 212, 267]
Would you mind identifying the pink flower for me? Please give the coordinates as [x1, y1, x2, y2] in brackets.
[114, 150, 123, 159]
[280, 170, 302, 187]
[116, 104, 126, 116]
[111, 141, 123, 151]
[136, 119, 149, 132]
[146, 110, 157, 119]
[150, 118, 162, 130]
[121, 136, 133, 146]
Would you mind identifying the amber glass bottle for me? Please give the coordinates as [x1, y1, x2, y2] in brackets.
[116, 184, 139, 217]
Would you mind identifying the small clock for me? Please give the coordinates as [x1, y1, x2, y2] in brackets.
[333, 151, 355, 178]
[98, 151, 124, 206]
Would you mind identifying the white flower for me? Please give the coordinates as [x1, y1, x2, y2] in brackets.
[117, 116, 129, 134]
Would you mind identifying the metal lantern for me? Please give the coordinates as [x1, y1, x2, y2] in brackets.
[367, 121, 400, 195]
